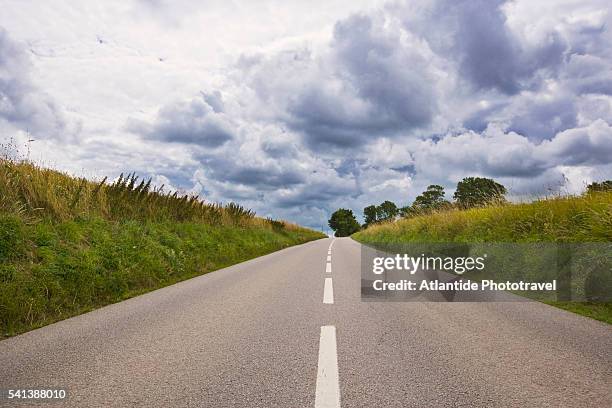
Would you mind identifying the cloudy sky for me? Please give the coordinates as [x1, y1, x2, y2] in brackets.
[1, 0, 612, 230]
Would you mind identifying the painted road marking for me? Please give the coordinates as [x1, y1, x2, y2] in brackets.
[327, 255, 331, 262]
[315, 326, 341, 408]
[326, 262, 332, 273]
[323, 278, 334, 304]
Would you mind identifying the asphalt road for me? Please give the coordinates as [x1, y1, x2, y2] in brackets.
[1, 237, 611, 407]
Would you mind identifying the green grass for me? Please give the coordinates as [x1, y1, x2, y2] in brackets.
[0, 159, 325, 337]
[353, 192, 612, 323]
[544, 301, 612, 325]
[354, 192, 612, 243]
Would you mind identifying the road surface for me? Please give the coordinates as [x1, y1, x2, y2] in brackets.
[1, 237, 611, 407]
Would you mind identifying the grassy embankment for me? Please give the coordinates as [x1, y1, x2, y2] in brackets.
[353, 192, 612, 324]
[0, 160, 325, 337]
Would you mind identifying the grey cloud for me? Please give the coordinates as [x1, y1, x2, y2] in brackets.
[414, 121, 612, 188]
[391, 164, 416, 176]
[287, 87, 375, 149]
[0, 28, 67, 138]
[464, 92, 579, 141]
[540, 119, 612, 166]
[411, 0, 566, 94]
[245, 13, 436, 152]
[563, 6, 609, 57]
[576, 76, 612, 96]
[578, 96, 612, 124]
[296, 14, 434, 149]
[274, 179, 359, 209]
[565, 54, 612, 96]
[216, 165, 304, 189]
[261, 139, 298, 159]
[227, 167, 303, 188]
[135, 0, 202, 26]
[201, 91, 224, 113]
[463, 101, 509, 133]
[130, 95, 234, 147]
[198, 155, 305, 190]
[453, 0, 526, 93]
[330, 14, 434, 128]
[334, 158, 366, 178]
[414, 129, 550, 181]
[507, 98, 577, 141]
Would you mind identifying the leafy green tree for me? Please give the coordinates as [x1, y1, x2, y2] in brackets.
[328, 208, 360, 237]
[397, 185, 451, 219]
[412, 185, 450, 213]
[376, 200, 398, 221]
[363, 205, 378, 227]
[586, 180, 612, 194]
[398, 205, 415, 218]
[453, 177, 507, 209]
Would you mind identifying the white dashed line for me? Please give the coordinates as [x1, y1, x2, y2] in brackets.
[325, 262, 332, 273]
[315, 326, 341, 408]
[323, 278, 334, 304]
[326, 255, 331, 262]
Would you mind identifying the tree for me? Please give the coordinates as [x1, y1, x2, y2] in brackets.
[363, 201, 399, 227]
[453, 177, 506, 209]
[363, 205, 378, 227]
[586, 180, 612, 194]
[376, 200, 398, 221]
[328, 208, 360, 237]
[399, 205, 415, 218]
[412, 185, 450, 213]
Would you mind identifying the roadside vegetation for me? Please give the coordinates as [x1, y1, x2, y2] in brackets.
[342, 177, 612, 324]
[329, 176, 509, 236]
[354, 189, 612, 243]
[0, 158, 324, 337]
[328, 208, 361, 237]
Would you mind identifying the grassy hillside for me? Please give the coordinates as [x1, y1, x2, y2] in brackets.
[354, 192, 612, 243]
[353, 192, 612, 323]
[0, 159, 325, 337]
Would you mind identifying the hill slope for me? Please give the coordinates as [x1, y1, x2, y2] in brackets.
[0, 160, 325, 337]
[353, 192, 612, 323]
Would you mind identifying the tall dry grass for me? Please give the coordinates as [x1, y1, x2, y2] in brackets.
[354, 191, 612, 243]
[353, 192, 612, 324]
[0, 157, 324, 337]
[0, 158, 297, 230]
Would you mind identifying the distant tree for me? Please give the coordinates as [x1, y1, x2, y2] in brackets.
[453, 177, 507, 209]
[412, 185, 450, 213]
[376, 200, 398, 221]
[363, 205, 378, 227]
[586, 180, 612, 194]
[397, 185, 452, 219]
[328, 208, 361, 237]
[398, 205, 415, 218]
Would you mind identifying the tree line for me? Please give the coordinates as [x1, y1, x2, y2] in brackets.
[328, 176, 612, 237]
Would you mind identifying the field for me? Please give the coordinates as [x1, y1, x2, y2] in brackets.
[0, 159, 325, 337]
[353, 192, 612, 323]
